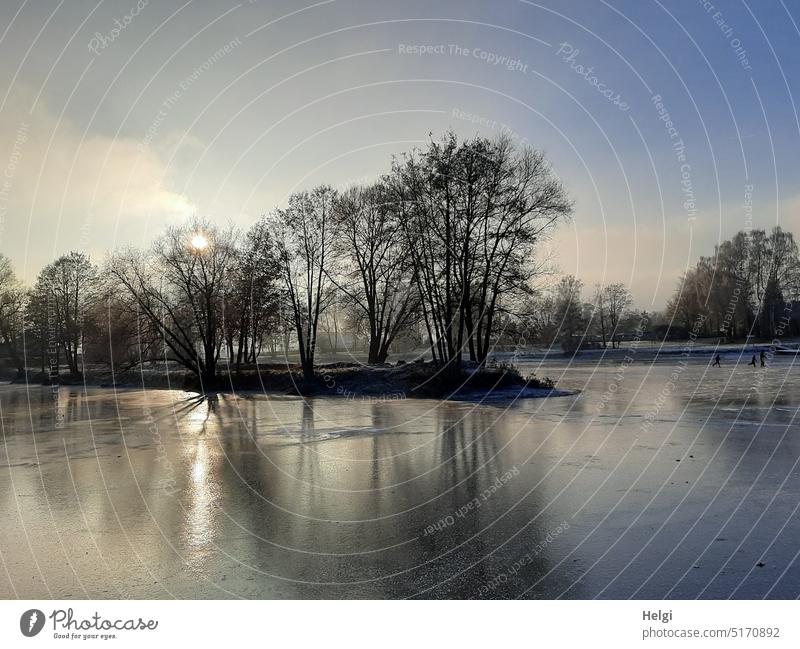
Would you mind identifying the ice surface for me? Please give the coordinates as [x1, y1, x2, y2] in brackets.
[1, 355, 799, 598]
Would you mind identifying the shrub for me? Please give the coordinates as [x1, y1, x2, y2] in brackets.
[524, 373, 554, 389]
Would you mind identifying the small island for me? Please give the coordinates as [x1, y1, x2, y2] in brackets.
[20, 357, 560, 402]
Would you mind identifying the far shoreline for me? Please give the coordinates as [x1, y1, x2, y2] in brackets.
[8, 339, 794, 400]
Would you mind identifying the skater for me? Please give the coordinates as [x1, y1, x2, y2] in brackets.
[712, 353, 721, 367]
[749, 354, 757, 367]
[760, 350, 766, 367]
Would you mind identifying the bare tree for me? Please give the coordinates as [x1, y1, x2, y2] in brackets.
[109, 218, 237, 388]
[390, 135, 462, 376]
[81, 289, 141, 367]
[270, 186, 338, 381]
[30, 252, 97, 377]
[666, 269, 707, 336]
[519, 290, 559, 345]
[333, 183, 418, 363]
[224, 217, 280, 373]
[467, 140, 571, 364]
[714, 233, 753, 338]
[603, 283, 632, 348]
[0, 255, 25, 377]
[591, 284, 608, 348]
[390, 133, 571, 373]
[554, 275, 584, 352]
[761, 227, 799, 336]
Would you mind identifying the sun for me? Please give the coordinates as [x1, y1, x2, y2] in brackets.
[189, 232, 209, 251]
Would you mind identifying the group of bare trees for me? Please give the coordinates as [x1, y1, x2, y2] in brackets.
[333, 183, 417, 366]
[388, 134, 572, 376]
[270, 187, 338, 381]
[516, 227, 800, 352]
[109, 220, 242, 387]
[667, 227, 800, 339]
[0, 255, 25, 377]
[14, 252, 98, 379]
[0, 133, 573, 385]
[518, 276, 642, 352]
[258, 132, 571, 381]
[591, 282, 634, 348]
[0, 251, 100, 380]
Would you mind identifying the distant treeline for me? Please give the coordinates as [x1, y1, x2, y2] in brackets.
[515, 227, 800, 353]
[0, 132, 573, 386]
[665, 227, 800, 340]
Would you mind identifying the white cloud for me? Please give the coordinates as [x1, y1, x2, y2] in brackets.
[0, 87, 196, 281]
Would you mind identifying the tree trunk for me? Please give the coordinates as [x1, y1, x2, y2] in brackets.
[599, 313, 607, 348]
[464, 300, 477, 362]
[200, 366, 217, 390]
[374, 341, 390, 364]
[201, 340, 217, 388]
[367, 335, 381, 364]
[64, 343, 80, 378]
[235, 332, 244, 375]
[302, 339, 315, 381]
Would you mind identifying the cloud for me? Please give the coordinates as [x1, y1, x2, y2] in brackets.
[0, 86, 196, 281]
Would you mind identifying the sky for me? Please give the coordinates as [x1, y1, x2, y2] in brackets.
[1, 0, 799, 308]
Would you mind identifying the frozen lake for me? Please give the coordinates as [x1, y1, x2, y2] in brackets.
[1, 355, 800, 598]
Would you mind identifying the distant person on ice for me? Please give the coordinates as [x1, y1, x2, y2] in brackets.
[749, 354, 757, 367]
[713, 353, 721, 367]
[760, 350, 766, 367]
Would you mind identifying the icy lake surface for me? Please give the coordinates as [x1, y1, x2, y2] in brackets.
[1, 356, 800, 598]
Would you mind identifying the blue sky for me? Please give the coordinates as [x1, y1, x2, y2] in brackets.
[1, 0, 799, 307]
